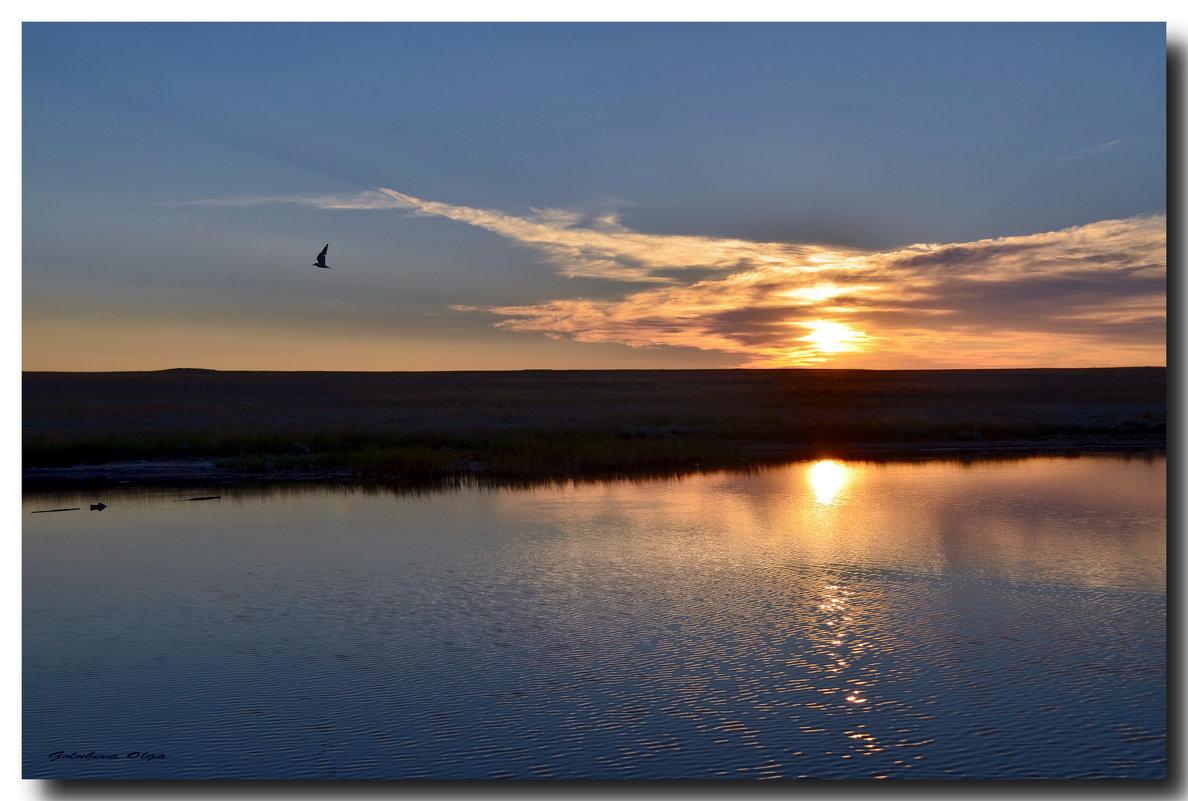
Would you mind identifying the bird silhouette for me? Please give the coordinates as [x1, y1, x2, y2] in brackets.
[313, 244, 330, 269]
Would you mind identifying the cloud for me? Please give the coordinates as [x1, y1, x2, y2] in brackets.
[170, 191, 402, 210]
[180, 187, 1165, 367]
[181, 188, 865, 284]
[1061, 138, 1122, 161]
[477, 213, 1166, 367]
[373, 187, 872, 284]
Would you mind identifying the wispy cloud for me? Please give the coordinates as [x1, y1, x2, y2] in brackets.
[1062, 138, 1122, 161]
[181, 188, 1165, 367]
[373, 188, 866, 284]
[170, 191, 402, 210]
[182, 188, 866, 284]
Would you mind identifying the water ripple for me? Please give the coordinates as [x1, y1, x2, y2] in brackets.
[24, 457, 1165, 779]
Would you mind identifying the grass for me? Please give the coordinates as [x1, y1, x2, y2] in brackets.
[23, 428, 747, 482]
[23, 367, 1166, 482]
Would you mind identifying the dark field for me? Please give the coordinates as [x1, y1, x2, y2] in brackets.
[23, 367, 1166, 484]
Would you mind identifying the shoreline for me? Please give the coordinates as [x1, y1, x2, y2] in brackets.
[22, 438, 1165, 491]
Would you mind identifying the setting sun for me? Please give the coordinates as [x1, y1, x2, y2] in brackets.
[798, 320, 869, 354]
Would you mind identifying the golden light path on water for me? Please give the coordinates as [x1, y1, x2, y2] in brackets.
[804, 459, 885, 768]
[549, 448, 1125, 776]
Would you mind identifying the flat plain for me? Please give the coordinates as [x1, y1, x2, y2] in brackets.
[23, 367, 1166, 485]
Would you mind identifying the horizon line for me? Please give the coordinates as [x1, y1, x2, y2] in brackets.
[20, 365, 1168, 375]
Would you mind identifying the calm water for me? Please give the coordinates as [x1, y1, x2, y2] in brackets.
[24, 455, 1165, 780]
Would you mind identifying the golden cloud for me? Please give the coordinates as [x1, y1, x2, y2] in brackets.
[469, 211, 1166, 367]
[182, 188, 1166, 367]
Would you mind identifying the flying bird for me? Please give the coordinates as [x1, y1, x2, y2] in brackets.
[313, 244, 330, 269]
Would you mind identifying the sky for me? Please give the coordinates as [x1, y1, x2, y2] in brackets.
[21, 21, 1167, 371]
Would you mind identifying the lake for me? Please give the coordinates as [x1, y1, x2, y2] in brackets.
[23, 455, 1166, 780]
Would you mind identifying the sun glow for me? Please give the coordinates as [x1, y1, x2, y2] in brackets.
[782, 282, 880, 304]
[798, 320, 869, 354]
[784, 283, 847, 303]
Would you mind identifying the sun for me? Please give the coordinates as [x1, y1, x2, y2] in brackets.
[798, 320, 868, 354]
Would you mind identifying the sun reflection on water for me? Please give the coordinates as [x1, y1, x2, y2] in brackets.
[810, 578, 894, 767]
[808, 460, 850, 506]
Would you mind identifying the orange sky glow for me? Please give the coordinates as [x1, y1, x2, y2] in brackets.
[24, 191, 1165, 371]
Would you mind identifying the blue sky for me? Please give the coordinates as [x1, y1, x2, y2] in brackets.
[22, 22, 1166, 370]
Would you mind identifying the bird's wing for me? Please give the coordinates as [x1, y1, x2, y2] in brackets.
[318, 244, 329, 258]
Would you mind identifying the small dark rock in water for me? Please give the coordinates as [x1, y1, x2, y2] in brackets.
[90, 503, 107, 511]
